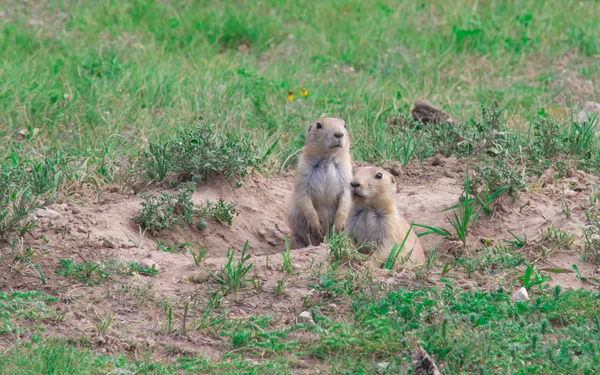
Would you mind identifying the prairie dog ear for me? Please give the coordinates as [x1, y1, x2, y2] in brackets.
[308, 125, 313, 132]
[391, 175, 396, 184]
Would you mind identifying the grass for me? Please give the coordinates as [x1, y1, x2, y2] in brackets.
[3, 284, 600, 374]
[2, 0, 600, 373]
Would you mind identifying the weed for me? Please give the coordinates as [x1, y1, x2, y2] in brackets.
[126, 225, 147, 248]
[275, 276, 287, 296]
[129, 261, 158, 276]
[384, 223, 415, 269]
[135, 183, 237, 234]
[325, 228, 365, 268]
[189, 243, 207, 267]
[561, 187, 571, 218]
[93, 315, 114, 337]
[541, 225, 574, 248]
[55, 258, 108, 285]
[506, 230, 528, 248]
[139, 122, 261, 183]
[207, 241, 253, 296]
[279, 237, 295, 274]
[200, 199, 239, 226]
[521, 264, 551, 290]
[444, 161, 478, 247]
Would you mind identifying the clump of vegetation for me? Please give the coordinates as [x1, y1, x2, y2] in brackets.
[139, 122, 262, 183]
[55, 258, 110, 285]
[0, 154, 67, 239]
[207, 241, 253, 296]
[134, 183, 239, 234]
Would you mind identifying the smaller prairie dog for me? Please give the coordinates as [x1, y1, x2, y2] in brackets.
[287, 118, 352, 249]
[345, 166, 425, 265]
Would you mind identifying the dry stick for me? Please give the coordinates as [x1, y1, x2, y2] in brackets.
[280, 148, 302, 174]
[411, 337, 443, 375]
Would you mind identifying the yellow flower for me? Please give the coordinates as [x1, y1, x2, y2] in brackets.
[300, 88, 308, 97]
[287, 90, 294, 101]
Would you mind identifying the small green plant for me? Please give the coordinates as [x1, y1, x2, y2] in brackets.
[207, 241, 253, 296]
[93, 315, 114, 337]
[126, 225, 147, 248]
[200, 199, 239, 226]
[129, 261, 158, 276]
[561, 191, 571, 218]
[134, 183, 196, 234]
[506, 230, 527, 248]
[445, 162, 478, 247]
[55, 258, 108, 285]
[325, 227, 365, 268]
[189, 243, 207, 266]
[521, 264, 551, 290]
[279, 237, 295, 274]
[384, 223, 415, 270]
[275, 276, 287, 295]
[541, 225, 574, 248]
[135, 183, 237, 234]
[572, 264, 600, 284]
[477, 184, 509, 215]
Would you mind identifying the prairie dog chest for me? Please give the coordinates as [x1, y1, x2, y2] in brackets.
[348, 209, 387, 244]
[306, 157, 349, 204]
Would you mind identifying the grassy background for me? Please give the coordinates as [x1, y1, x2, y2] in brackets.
[2, 0, 600, 164]
[2, 0, 600, 373]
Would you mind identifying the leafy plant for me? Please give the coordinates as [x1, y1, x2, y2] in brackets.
[279, 237, 295, 274]
[55, 258, 108, 285]
[444, 160, 478, 247]
[139, 122, 261, 183]
[506, 230, 527, 249]
[521, 264, 550, 289]
[134, 183, 237, 234]
[207, 241, 253, 296]
[200, 199, 239, 226]
[189, 243, 207, 266]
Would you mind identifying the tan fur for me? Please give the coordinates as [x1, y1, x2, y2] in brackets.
[287, 118, 352, 249]
[345, 166, 425, 265]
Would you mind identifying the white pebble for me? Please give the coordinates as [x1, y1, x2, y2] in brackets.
[511, 287, 530, 302]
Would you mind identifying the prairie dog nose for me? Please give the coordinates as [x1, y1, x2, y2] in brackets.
[334, 132, 344, 138]
[350, 181, 360, 188]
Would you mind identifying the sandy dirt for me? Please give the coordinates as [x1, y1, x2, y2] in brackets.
[1, 155, 599, 365]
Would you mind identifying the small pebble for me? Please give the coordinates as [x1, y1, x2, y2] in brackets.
[298, 311, 314, 324]
[376, 362, 390, 374]
[511, 287, 530, 302]
[35, 208, 61, 219]
[102, 239, 116, 249]
[72, 207, 81, 215]
[138, 258, 159, 272]
[77, 226, 90, 234]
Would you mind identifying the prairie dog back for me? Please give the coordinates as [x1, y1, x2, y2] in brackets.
[287, 118, 353, 249]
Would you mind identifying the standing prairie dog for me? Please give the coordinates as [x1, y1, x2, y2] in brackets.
[288, 118, 352, 249]
[345, 166, 425, 265]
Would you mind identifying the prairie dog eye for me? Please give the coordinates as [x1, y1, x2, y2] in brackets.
[344, 123, 347, 129]
[375, 172, 383, 179]
[316, 122, 323, 129]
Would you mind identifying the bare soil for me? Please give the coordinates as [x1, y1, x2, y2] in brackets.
[2, 155, 599, 366]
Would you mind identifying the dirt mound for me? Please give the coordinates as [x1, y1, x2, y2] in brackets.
[4, 155, 593, 296]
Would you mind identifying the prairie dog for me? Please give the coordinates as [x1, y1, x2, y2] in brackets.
[288, 118, 352, 249]
[345, 166, 425, 265]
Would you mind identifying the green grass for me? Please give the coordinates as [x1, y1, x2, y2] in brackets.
[3, 0, 600, 373]
[2, 0, 600, 165]
[2, 285, 600, 374]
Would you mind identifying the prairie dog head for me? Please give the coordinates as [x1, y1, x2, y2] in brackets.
[304, 118, 349, 156]
[350, 167, 397, 208]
